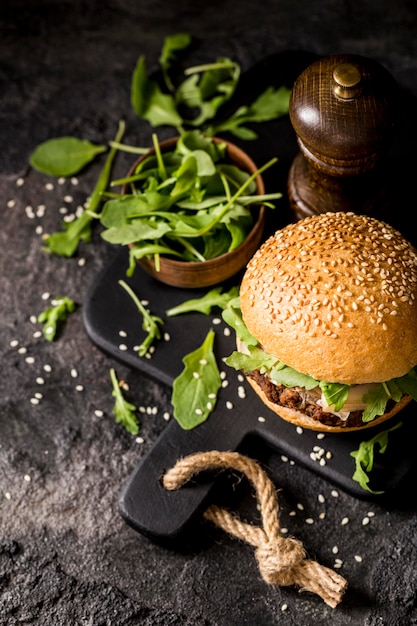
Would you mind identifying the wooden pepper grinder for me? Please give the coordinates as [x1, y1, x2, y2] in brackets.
[288, 54, 398, 220]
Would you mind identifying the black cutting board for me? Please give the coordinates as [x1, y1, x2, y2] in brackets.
[83, 50, 417, 541]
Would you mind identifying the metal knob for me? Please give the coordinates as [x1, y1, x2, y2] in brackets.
[332, 63, 362, 100]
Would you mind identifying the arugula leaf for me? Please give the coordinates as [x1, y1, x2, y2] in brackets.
[224, 345, 279, 373]
[362, 384, 390, 423]
[29, 137, 106, 176]
[172, 329, 221, 429]
[118, 280, 164, 356]
[319, 382, 351, 412]
[166, 285, 239, 317]
[44, 120, 125, 257]
[176, 58, 240, 127]
[221, 296, 258, 347]
[110, 368, 139, 435]
[209, 86, 291, 139]
[159, 33, 192, 92]
[350, 422, 402, 493]
[131, 56, 184, 130]
[394, 367, 417, 401]
[37, 296, 76, 341]
[270, 364, 319, 391]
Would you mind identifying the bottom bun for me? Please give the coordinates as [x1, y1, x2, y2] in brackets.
[245, 376, 412, 433]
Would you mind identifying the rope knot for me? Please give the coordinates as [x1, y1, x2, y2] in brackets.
[256, 537, 306, 585]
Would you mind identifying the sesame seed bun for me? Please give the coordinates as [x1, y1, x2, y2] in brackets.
[240, 212, 417, 385]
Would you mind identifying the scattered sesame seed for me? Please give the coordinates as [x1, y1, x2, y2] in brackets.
[195, 408, 203, 415]
[70, 368, 78, 378]
[281, 604, 288, 612]
[119, 330, 128, 337]
[226, 401, 234, 409]
[45, 182, 54, 190]
[10, 339, 19, 348]
[64, 195, 74, 202]
[319, 512, 326, 519]
[75, 385, 84, 392]
[305, 518, 314, 524]
[281, 527, 288, 534]
[354, 555, 363, 562]
[78, 258, 86, 267]
[118, 344, 128, 351]
[193, 372, 200, 379]
[136, 437, 144, 444]
[25, 356, 35, 364]
[316, 433, 325, 439]
[71, 177, 79, 185]
[58, 177, 66, 185]
[94, 410, 104, 417]
[341, 517, 349, 525]
[164, 332, 171, 341]
[34, 393, 43, 400]
[221, 380, 229, 388]
[331, 490, 339, 498]
[318, 494, 325, 503]
[258, 416, 266, 423]
[7, 199, 16, 208]
[296, 503, 304, 511]
[24, 474, 31, 482]
[334, 560, 344, 569]
[212, 317, 222, 325]
[5, 492, 11, 500]
[362, 516, 370, 526]
[367, 511, 375, 517]
[43, 364, 52, 372]
[18, 347, 27, 354]
[29, 315, 37, 324]
[332, 546, 339, 554]
[16, 177, 24, 186]
[223, 327, 231, 336]
[33, 331, 42, 338]
[163, 412, 171, 421]
[296, 426, 303, 434]
[36, 377, 45, 385]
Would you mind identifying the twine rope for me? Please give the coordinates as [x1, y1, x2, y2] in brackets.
[163, 450, 348, 608]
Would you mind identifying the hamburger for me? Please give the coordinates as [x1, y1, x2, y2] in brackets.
[224, 212, 417, 432]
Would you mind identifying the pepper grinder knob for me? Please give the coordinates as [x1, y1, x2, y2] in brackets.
[287, 54, 398, 220]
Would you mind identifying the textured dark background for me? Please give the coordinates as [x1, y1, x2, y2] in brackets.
[2, 1, 417, 624]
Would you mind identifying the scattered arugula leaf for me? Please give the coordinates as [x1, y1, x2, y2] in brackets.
[118, 279, 164, 357]
[209, 85, 291, 140]
[166, 285, 239, 317]
[350, 422, 402, 493]
[159, 33, 192, 92]
[29, 137, 107, 177]
[43, 121, 125, 257]
[110, 368, 139, 435]
[130, 33, 290, 137]
[172, 329, 221, 429]
[37, 296, 76, 341]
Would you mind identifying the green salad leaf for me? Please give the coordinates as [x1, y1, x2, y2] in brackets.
[166, 285, 239, 317]
[209, 85, 291, 139]
[37, 296, 76, 341]
[159, 33, 192, 92]
[350, 422, 402, 493]
[43, 120, 125, 257]
[172, 329, 221, 429]
[29, 137, 107, 176]
[118, 280, 164, 357]
[110, 368, 139, 435]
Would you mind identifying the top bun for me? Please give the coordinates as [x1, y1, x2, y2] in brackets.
[240, 212, 417, 385]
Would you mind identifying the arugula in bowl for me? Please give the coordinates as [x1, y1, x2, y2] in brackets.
[99, 130, 282, 276]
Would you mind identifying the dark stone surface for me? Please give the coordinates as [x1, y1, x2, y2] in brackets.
[1, 1, 417, 624]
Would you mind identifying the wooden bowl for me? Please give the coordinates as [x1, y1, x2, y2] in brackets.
[123, 136, 266, 289]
